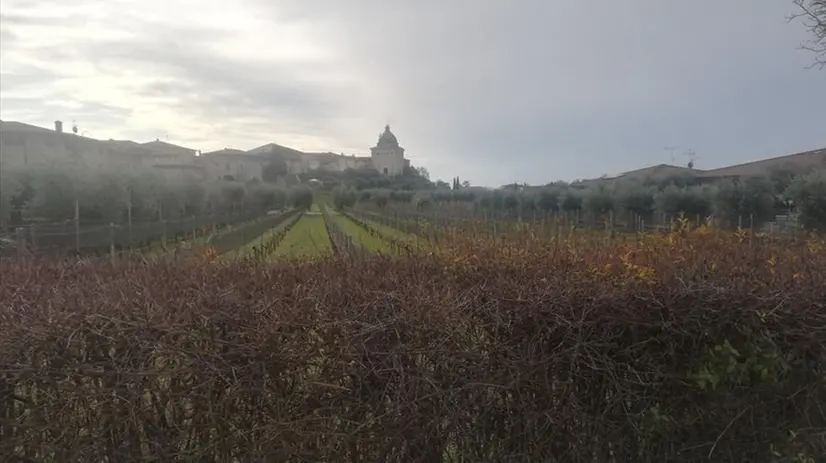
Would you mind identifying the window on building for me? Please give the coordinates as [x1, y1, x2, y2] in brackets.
[383, 167, 388, 175]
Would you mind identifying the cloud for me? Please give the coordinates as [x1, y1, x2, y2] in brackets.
[1, 0, 825, 185]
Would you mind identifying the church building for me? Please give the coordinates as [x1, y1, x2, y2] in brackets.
[370, 124, 407, 175]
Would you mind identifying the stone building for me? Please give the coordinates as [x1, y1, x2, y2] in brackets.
[0, 120, 200, 175]
[0, 120, 114, 169]
[370, 125, 406, 175]
[198, 148, 266, 182]
[246, 124, 411, 176]
[1, 119, 414, 180]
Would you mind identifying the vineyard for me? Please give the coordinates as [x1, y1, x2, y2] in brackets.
[208, 201, 423, 261]
[1, 199, 825, 461]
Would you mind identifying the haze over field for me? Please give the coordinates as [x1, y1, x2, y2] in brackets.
[1, 0, 824, 186]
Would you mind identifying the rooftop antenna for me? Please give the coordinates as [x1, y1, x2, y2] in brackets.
[684, 149, 698, 169]
[664, 146, 678, 163]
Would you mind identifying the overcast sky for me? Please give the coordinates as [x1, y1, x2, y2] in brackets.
[1, 0, 824, 186]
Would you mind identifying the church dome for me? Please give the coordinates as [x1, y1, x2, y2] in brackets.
[376, 124, 399, 148]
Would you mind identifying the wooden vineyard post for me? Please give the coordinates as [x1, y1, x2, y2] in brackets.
[16, 227, 25, 261]
[541, 213, 546, 237]
[158, 205, 167, 249]
[109, 223, 116, 265]
[127, 192, 133, 252]
[554, 213, 560, 240]
[607, 210, 614, 240]
[74, 199, 80, 254]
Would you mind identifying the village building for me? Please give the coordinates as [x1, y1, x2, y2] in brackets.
[1, 120, 413, 180]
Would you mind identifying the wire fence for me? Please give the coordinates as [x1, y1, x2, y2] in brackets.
[0, 210, 275, 259]
[358, 204, 804, 238]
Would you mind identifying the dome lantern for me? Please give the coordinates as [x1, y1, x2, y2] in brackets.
[376, 124, 399, 148]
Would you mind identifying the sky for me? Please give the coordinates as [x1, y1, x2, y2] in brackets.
[1, 0, 824, 187]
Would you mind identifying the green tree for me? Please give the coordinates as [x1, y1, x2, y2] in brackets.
[332, 185, 357, 209]
[126, 173, 166, 220]
[373, 191, 389, 209]
[78, 172, 129, 222]
[655, 185, 713, 219]
[29, 168, 80, 222]
[0, 167, 31, 226]
[768, 166, 798, 193]
[713, 177, 776, 228]
[289, 186, 313, 210]
[250, 184, 287, 211]
[785, 169, 826, 230]
[414, 166, 430, 180]
[582, 186, 616, 215]
[181, 180, 207, 217]
[536, 189, 561, 212]
[560, 190, 583, 212]
[616, 182, 655, 218]
[221, 182, 247, 213]
[262, 158, 289, 182]
[503, 193, 519, 214]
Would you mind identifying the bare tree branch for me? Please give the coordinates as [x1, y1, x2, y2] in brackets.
[789, 0, 826, 69]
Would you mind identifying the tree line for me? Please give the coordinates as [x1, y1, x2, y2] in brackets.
[334, 168, 826, 231]
[0, 164, 313, 227]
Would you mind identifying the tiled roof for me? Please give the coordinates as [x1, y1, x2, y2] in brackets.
[246, 143, 305, 159]
[201, 148, 264, 159]
[141, 140, 197, 152]
[697, 148, 826, 178]
[617, 164, 696, 179]
[0, 121, 59, 133]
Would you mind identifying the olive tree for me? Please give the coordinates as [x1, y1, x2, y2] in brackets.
[713, 177, 777, 229]
[0, 167, 30, 226]
[536, 188, 561, 212]
[785, 169, 826, 230]
[332, 185, 358, 209]
[615, 182, 654, 216]
[28, 167, 81, 222]
[584, 190, 615, 215]
[654, 185, 714, 220]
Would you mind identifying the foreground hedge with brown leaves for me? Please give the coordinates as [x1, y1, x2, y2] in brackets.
[1, 230, 825, 462]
